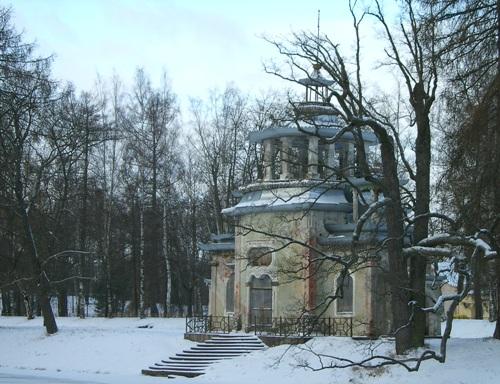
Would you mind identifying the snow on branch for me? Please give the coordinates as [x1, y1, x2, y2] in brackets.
[415, 232, 497, 259]
[42, 250, 94, 266]
[352, 198, 391, 243]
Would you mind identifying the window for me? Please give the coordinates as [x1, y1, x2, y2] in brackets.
[226, 273, 234, 313]
[250, 275, 272, 325]
[289, 138, 308, 179]
[248, 247, 272, 267]
[335, 142, 345, 171]
[318, 139, 329, 178]
[336, 274, 354, 314]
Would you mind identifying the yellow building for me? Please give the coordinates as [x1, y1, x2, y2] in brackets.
[199, 64, 440, 340]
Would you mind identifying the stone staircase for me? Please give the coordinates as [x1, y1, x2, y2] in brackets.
[142, 334, 266, 378]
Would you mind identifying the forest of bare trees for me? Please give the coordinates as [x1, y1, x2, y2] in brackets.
[0, 7, 287, 333]
[0, 0, 498, 362]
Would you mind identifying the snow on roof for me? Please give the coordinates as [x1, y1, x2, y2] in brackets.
[198, 242, 235, 252]
[222, 186, 352, 217]
[248, 124, 378, 145]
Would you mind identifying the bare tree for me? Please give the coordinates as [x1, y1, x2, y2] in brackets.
[191, 87, 252, 235]
[429, 0, 499, 334]
[122, 68, 179, 316]
[261, 0, 497, 359]
[0, 7, 58, 333]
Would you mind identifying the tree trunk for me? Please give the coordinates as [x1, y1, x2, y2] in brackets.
[18, 284, 34, 320]
[39, 274, 58, 334]
[494, 258, 500, 339]
[163, 202, 172, 317]
[211, 172, 224, 234]
[410, 91, 431, 347]
[139, 205, 145, 319]
[1, 290, 11, 315]
[187, 286, 193, 317]
[131, 202, 139, 317]
[58, 288, 68, 317]
[19, 199, 58, 333]
[14, 144, 58, 333]
[493, 39, 499, 336]
[379, 131, 411, 354]
[473, 258, 484, 319]
[78, 126, 90, 319]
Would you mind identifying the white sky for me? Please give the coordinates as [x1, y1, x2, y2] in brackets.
[5, 0, 377, 108]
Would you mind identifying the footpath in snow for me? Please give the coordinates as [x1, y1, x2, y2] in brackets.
[0, 316, 498, 384]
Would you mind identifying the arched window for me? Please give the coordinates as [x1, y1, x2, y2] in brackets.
[225, 274, 234, 313]
[336, 274, 354, 314]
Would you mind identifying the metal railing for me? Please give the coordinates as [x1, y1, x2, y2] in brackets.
[185, 315, 236, 334]
[251, 316, 353, 337]
[185, 315, 352, 337]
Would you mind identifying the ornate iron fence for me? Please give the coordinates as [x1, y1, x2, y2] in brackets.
[251, 316, 353, 337]
[185, 315, 352, 337]
[185, 315, 236, 334]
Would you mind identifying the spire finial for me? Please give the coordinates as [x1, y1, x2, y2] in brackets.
[317, 9, 320, 42]
[315, 9, 321, 69]
[316, 9, 321, 61]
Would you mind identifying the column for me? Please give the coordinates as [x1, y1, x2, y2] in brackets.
[308, 136, 320, 179]
[263, 139, 273, 181]
[280, 137, 290, 180]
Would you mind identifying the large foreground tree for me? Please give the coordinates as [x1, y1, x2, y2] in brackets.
[264, 0, 498, 358]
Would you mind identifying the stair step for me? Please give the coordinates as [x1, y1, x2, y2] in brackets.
[168, 356, 227, 362]
[176, 353, 236, 359]
[196, 344, 264, 348]
[154, 366, 207, 371]
[161, 359, 214, 365]
[155, 362, 210, 368]
[203, 340, 264, 344]
[210, 337, 258, 340]
[191, 347, 257, 352]
[140, 369, 174, 378]
[142, 333, 266, 378]
[192, 348, 262, 353]
[142, 368, 203, 378]
[201, 344, 263, 348]
[179, 351, 242, 356]
[150, 366, 204, 372]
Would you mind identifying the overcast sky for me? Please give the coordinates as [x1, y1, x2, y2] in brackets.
[5, 0, 388, 108]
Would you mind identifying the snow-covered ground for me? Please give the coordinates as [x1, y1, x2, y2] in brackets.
[0, 316, 498, 384]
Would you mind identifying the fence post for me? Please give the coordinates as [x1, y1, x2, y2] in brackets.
[185, 316, 188, 333]
[279, 316, 282, 336]
[227, 315, 230, 333]
[350, 317, 353, 337]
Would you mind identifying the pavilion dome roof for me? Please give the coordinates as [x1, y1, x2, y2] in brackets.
[298, 63, 334, 87]
[248, 122, 378, 145]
